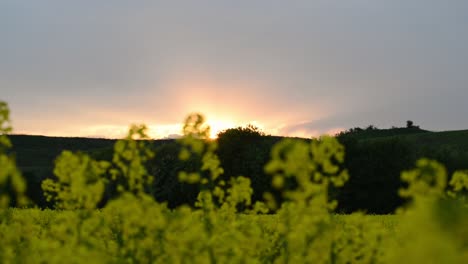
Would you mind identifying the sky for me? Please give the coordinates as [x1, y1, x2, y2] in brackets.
[1, 1, 468, 139]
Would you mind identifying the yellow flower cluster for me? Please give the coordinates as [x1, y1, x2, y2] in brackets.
[0, 102, 27, 208]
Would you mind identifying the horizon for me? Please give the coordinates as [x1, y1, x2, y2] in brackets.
[7, 121, 445, 141]
[2, 1, 468, 139]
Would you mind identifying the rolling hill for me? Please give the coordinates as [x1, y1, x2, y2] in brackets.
[8, 128, 468, 179]
[6, 128, 468, 212]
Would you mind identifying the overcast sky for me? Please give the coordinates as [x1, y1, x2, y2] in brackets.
[1, 1, 468, 138]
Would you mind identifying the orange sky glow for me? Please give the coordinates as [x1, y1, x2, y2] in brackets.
[11, 73, 339, 139]
[8, 70, 341, 139]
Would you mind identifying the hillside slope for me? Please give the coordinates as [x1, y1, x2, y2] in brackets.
[356, 129, 468, 167]
[9, 135, 117, 175]
[9, 129, 468, 178]
[7, 129, 468, 212]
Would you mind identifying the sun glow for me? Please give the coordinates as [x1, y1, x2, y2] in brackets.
[207, 119, 239, 138]
[13, 73, 323, 139]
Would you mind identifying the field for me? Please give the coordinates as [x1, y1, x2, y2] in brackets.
[1, 208, 401, 263]
[1, 201, 466, 263]
[1, 104, 468, 263]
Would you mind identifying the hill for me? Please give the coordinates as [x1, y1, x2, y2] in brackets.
[336, 126, 430, 140]
[9, 135, 116, 174]
[346, 129, 468, 170]
[13, 127, 465, 175]
[7, 128, 468, 213]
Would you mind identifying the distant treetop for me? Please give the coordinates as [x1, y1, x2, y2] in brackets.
[217, 124, 266, 139]
[406, 120, 420, 129]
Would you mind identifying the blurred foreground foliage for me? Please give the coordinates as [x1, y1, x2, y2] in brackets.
[1, 100, 468, 263]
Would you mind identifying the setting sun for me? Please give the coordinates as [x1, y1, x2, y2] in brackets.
[207, 119, 239, 138]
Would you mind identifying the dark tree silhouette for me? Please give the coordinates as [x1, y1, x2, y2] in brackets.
[406, 120, 414, 128]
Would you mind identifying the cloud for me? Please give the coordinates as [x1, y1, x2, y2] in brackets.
[279, 119, 346, 138]
[164, 134, 182, 139]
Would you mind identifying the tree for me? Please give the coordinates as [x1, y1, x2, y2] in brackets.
[216, 125, 270, 202]
[216, 124, 265, 139]
[406, 120, 414, 128]
[406, 120, 420, 129]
